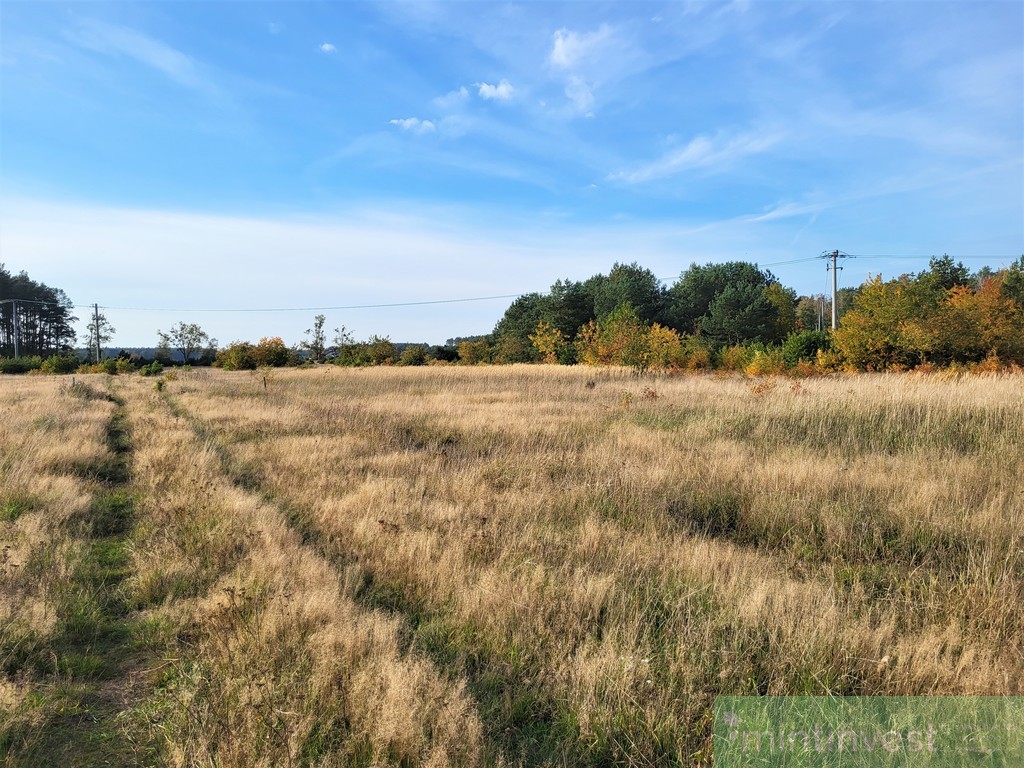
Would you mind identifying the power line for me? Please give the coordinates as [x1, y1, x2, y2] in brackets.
[848, 254, 1019, 260]
[92, 293, 526, 313]
[0, 297, 71, 308]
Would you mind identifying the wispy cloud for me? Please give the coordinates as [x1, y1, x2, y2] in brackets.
[389, 117, 436, 134]
[546, 24, 619, 115]
[549, 25, 613, 69]
[610, 131, 782, 183]
[476, 79, 514, 101]
[433, 85, 469, 109]
[67, 19, 204, 90]
[564, 76, 594, 115]
[319, 42, 337, 54]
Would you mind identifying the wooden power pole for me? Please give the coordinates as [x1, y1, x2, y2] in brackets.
[94, 303, 101, 363]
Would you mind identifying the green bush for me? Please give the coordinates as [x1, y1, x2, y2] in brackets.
[138, 361, 165, 377]
[40, 354, 80, 375]
[216, 342, 257, 370]
[0, 356, 43, 374]
[781, 330, 832, 367]
[398, 344, 428, 366]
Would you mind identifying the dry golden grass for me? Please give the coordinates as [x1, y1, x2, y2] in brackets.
[164, 366, 1023, 764]
[3, 366, 1022, 766]
[0, 377, 123, 763]
[123, 375, 485, 767]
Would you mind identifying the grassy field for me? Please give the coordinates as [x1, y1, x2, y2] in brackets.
[2, 366, 1022, 766]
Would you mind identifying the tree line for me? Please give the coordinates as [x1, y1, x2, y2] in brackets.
[479, 256, 1024, 372]
[0, 264, 77, 358]
[3, 256, 1022, 375]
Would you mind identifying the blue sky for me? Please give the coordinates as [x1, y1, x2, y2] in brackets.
[1, 1, 1021, 346]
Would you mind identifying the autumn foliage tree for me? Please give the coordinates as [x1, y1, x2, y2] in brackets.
[834, 257, 1024, 370]
[832, 276, 923, 370]
[529, 321, 565, 364]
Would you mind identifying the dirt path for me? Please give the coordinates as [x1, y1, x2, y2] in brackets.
[4, 384, 159, 766]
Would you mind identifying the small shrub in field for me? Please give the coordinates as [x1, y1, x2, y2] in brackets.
[745, 347, 786, 376]
[76, 358, 131, 375]
[399, 344, 428, 366]
[750, 378, 777, 397]
[0, 356, 43, 374]
[65, 379, 102, 400]
[254, 337, 289, 367]
[971, 351, 1004, 373]
[781, 330, 831, 367]
[815, 347, 844, 371]
[717, 345, 754, 371]
[138, 361, 165, 377]
[790, 360, 818, 378]
[683, 336, 713, 370]
[39, 354, 80, 374]
[644, 324, 686, 370]
[457, 339, 490, 365]
[216, 342, 257, 370]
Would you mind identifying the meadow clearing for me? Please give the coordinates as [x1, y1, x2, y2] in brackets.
[1, 366, 1022, 766]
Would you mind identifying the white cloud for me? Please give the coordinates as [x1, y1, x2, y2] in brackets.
[610, 132, 783, 183]
[546, 25, 618, 115]
[433, 86, 469, 109]
[389, 117, 436, 134]
[68, 19, 202, 90]
[476, 79, 514, 101]
[319, 42, 336, 54]
[564, 76, 594, 113]
[549, 25, 613, 69]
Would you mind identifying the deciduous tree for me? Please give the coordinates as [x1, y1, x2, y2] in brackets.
[157, 322, 213, 364]
[529, 320, 566, 364]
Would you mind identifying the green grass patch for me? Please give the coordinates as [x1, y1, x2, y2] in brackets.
[0, 493, 39, 523]
[2, 400, 159, 765]
[725, 402, 1002, 458]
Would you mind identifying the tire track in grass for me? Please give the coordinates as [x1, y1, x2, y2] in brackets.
[159, 390, 575, 766]
[3, 384, 157, 766]
[147, 386, 488, 766]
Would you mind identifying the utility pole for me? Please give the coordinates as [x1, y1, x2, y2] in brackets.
[94, 303, 101, 363]
[821, 251, 851, 330]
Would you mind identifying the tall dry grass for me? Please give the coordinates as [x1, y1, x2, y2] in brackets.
[0, 377, 122, 762]
[5, 366, 1021, 766]
[166, 366, 1023, 764]
[123, 374, 485, 766]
